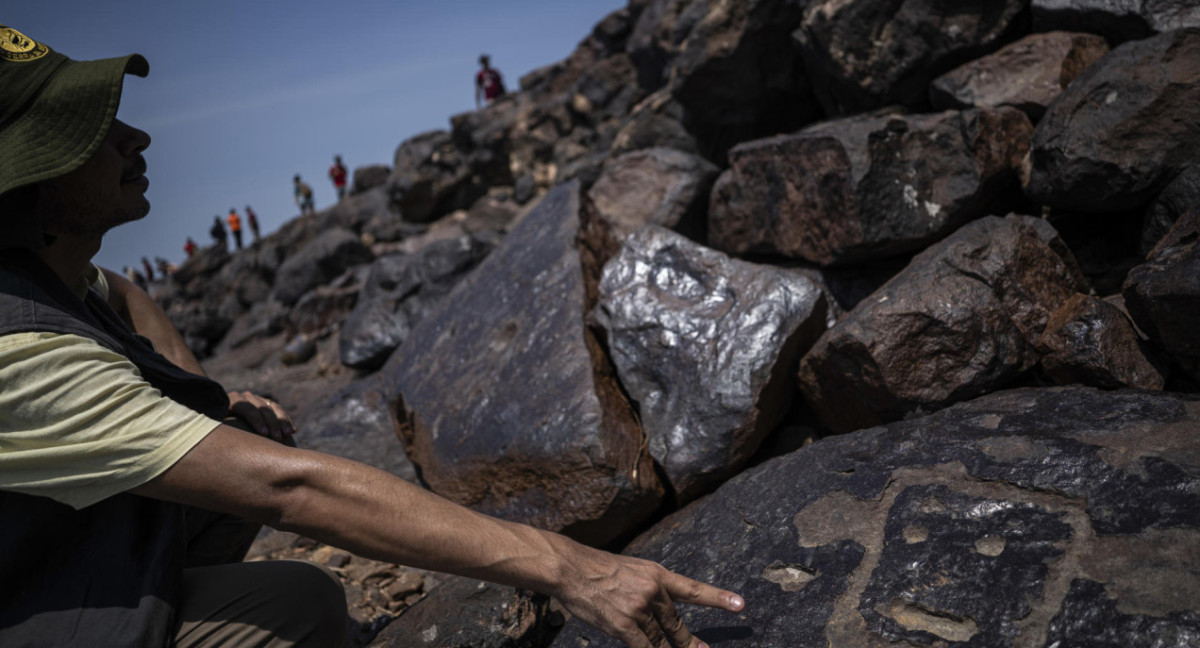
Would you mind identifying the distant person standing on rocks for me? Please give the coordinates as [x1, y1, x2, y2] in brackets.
[294, 174, 315, 215]
[184, 237, 197, 258]
[328, 155, 348, 201]
[141, 256, 155, 282]
[245, 205, 261, 243]
[210, 215, 227, 249]
[227, 207, 243, 250]
[475, 54, 505, 108]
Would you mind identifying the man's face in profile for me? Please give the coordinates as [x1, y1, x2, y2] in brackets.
[38, 118, 152, 239]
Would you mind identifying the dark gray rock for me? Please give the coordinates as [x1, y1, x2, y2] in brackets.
[172, 243, 229, 285]
[1142, 165, 1200, 256]
[794, 0, 1028, 115]
[550, 386, 1200, 648]
[272, 228, 373, 306]
[709, 108, 1034, 266]
[593, 227, 828, 501]
[390, 130, 488, 224]
[1123, 209, 1200, 382]
[1033, 0, 1200, 45]
[293, 375, 416, 483]
[930, 31, 1110, 122]
[370, 575, 560, 648]
[588, 148, 718, 247]
[381, 183, 664, 546]
[353, 164, 391, 195]
[1037, 293, 1167, 389]
[289, 282, 360, 336]
[1025, 29, 1200, 213]
[340, 236, 492, 371]
[798, 215, 1088, 433]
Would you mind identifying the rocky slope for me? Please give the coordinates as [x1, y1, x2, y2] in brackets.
[156, 2, 1200, 645]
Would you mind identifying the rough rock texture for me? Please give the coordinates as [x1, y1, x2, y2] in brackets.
[381, 183, 663, 545]
[593, 227, 828, 501]
[709, 108, 1034, 266]
[370, 575, 560, 648]
[1025, 28, 1200, 213]
[1123, 209, 1200, 381]
[587, 148, 718, 247]
[1033, 0, 1200, 44]
[930, 31, 1109, 121]
[296, 376, 416, 482]
[273, 228, 373, 306]
[550, 386, 1200, 648]
[1142, 165, 1200, 256]
[794, 0, 1029, 116]
[798, 215, 1088, 434]
[629, 0, 815, 152]
[390, 130, 491, 224]
[340, 236, 493, 371]
[1037, 293, 1166, 389]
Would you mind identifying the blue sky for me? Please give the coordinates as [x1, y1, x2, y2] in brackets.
[6, 0, 625, 270]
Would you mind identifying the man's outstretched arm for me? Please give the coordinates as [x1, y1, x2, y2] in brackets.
[132, 424, 745, 648]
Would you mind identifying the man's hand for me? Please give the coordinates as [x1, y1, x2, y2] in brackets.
[549, 537, 744, 648]
[227, 390, 295, 442]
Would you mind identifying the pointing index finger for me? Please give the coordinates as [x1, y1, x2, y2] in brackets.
[664, 572, 745, 613]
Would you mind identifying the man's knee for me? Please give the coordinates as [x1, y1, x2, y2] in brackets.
[178, 560, 348, 648]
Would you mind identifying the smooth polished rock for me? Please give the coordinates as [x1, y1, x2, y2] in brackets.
[593, 226, 828, 501]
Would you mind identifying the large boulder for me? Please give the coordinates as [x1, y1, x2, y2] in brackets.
[1123, 209, 1200, 382]
[794, 0, 1029, 116]
[593, 226, 828, 501]
[930, 31, 1110, 122]
[1033, 0, 1200, 44]
[587, 148, 719, 247]
[709, 108, 1034, 266]
[293, 376, 416, 483]
[390, 130, 492, 224]
[1025, 28, 1200, 213]
[798, 215, 1088, 433]
[339, 235, 493, 371]
[628, 0, 815, 148]
[550, 386, 1200, 648]
[381, 183, 663, 546]
[272, 228, 373, 306]
[1037, 293, 1167, 389]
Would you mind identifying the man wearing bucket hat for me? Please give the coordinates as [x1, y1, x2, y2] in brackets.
[0, 25, 744, 648]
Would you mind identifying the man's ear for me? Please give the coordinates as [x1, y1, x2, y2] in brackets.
[0, 184, 47, 250]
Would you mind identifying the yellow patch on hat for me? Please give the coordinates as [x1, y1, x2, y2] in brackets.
[0, 26, 49, 62]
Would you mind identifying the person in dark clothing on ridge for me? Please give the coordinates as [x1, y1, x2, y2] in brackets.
[210, 214, 227, 248]
[0, 24, 744, 648]
[246, 204, 261, 243]
[475, 53, 505, 108]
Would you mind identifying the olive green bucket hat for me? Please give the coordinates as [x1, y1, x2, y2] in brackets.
[0, 24, 147, 247]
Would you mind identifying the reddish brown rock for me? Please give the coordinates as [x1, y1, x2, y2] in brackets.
[1037, 293, 1167, 390]
[587, 148, 718, 247]
[709, 108, 1033, 266]
[381, 182, 662, 546]
[798, 215, 1088, 433]
[931, 31, 1110, 122]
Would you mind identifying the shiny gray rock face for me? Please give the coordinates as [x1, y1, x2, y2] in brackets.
[593, 226, 828, 501]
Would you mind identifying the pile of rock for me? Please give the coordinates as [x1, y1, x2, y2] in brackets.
[159, 1, 1200, 645]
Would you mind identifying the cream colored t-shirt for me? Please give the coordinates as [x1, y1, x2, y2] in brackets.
[0, 267, 221, 509]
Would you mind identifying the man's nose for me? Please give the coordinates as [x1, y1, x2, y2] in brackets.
[112, 119, 151, 156]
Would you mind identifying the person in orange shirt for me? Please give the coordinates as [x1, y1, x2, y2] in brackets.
[227, 208, 242, 250]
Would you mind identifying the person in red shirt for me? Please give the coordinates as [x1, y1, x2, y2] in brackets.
[475, 54, 505, 108]
[245, 205, 261, 243]
[183, 237, 197, 258]
[328, 156, 348, 201]
[227, 208, 243, 250]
